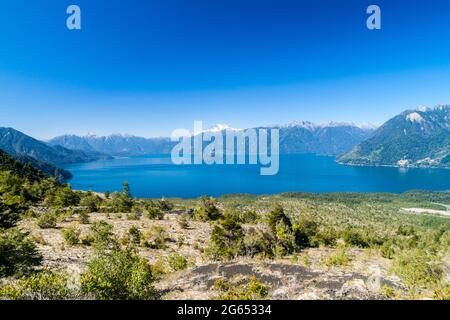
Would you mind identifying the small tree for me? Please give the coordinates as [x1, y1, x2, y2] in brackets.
[81, 247, 159, 300]
[193, 197, 222, 221]
[80, 192, 101, 213]
[61, 224, 81, 246]
[0, 228, 42, 277]
[208, 212, 244, 260]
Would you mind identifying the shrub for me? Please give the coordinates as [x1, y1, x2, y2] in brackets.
[0, 270, 72, 300]
[151, 257, 169, 277]
[214, 276, 269, 300]
[273, 220, 296, 256]
[30, 232, 46, 245]
[126, 212, 141, 221]
[81, 247, 159, 300]
[109, 182, 134, 213]
[146, 207, 164, 220]
[242, 229, 274, 258]
[391, 249, 443, 289]
[157, 199, 173, 211]
[380, 240, 396, 259]
[193, 197, 222, 221]
[142, 226, 168, 249]
[238, 210, 258, 224]
[176, 235, 186, 247]
[293, 216, 319, 248]
[47, 185, 80, 208]
[168, 252, 188, 271]
[0, 228, 42, 277]
[177, 214, 189, 229]
[207, 213, 244, 260]
[88, 221, 117, 250]
[324, 248, 351, 267]
[127, 226, 141, 245]
[36, 211, 57, 229]
[80, 193, 101, 213]
[61, 224, 81, 246]
[265, 204, 292, 233]
[0, 201, 22, 228]
[78, 210, 90, 224]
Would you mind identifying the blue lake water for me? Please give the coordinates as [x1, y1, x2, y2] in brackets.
[63, 154, 450, 198]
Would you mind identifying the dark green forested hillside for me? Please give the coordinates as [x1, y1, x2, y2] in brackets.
[338, 106, 450, 168]
[0, 127, 111, 166]
[0, 149, 46, 182]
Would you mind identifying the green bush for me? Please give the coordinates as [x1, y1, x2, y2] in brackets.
[207, 213, 244, 260]
[46, 185, 80, 208]
[36, 211, 57, 229]
[80, 192, 101, 213]
[0, 200, 23, 229]
[142, 226, 167, 249]
[156, 199, 173, 211]
[193, 197, 222, 221]
[78, 210, 90, 224]
[81, 247, 159, 300]
[0, 270, 73, 300]
[151, 257, 169, 277]
[242, 229, 274, 258]
[177, 215, 190, 229]
[168, 252, 188, 271]
[109, 182, 134, 213]
[237, 210, 259, 224]
[324, 248, 351, 267]
[126, 211, 141, 220]
[265, 204, 292, 233]
[88, 221, 117, 250]
[127, 226, 141, 245]
[214, 276, 269, 300]
[146, 207, 164, 220]
[0, 228, 42, 277]
[293, 215, 319, 248]
[61, 224, 81, 246]
[391, 249, 443, 289]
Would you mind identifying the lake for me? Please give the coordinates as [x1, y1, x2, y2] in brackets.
[63, 154, 450, 198]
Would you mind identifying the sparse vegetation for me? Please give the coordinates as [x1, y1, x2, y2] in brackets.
[168, 252, 188, 271]
[0, 150, 448, 300]
[36, 211, 57, 229]
[214, 276, 269, 300]
[81, 246, 159, 300]
[61, 224, 81, 246]
[142, 226, 168, 249]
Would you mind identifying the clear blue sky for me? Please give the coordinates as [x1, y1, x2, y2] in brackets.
[2, 0, 450, 139]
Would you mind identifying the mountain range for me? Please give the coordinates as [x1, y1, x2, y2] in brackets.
[338, 105, 450, 168]
[48, 122, 376, 157]
[1, 105, 448, 181]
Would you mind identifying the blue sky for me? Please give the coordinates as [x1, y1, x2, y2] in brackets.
[2, 0, 450, 139]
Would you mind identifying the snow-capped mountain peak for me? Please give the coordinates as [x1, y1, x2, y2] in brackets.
[202, 124, 240, 133]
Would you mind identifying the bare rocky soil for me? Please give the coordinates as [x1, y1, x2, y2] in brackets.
[19, 212, 406, 300]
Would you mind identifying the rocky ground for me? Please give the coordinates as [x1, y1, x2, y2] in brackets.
[19, 211, 407, 300]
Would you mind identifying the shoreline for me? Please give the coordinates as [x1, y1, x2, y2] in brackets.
[336, 160, 450, 170]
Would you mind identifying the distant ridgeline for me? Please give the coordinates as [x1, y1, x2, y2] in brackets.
[48, 122, 376, 157]
[1, 105, 449, 181]
[0, 127, 112, 180]
[338, 105, 450, 169]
